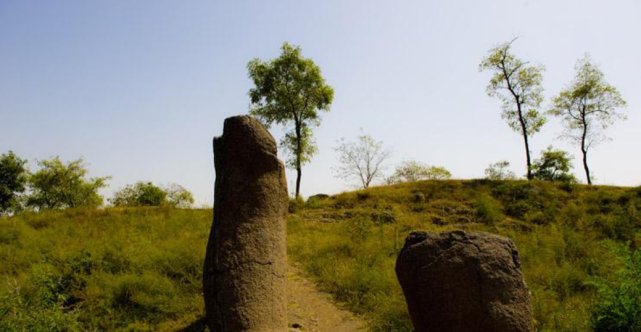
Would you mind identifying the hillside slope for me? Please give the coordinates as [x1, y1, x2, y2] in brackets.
[288, 180, 641, 331]
[1, 180, 640, 331]
[0, 207, 368, 332]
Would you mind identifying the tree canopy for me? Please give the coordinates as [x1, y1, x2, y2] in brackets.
[165, 183, 195, 208]
[480, 39, 546, 180]
[110, 182, 194, 208]
[386, 161, 452, 184]
[27, 157, 108, 210]
[0, 151, 29, 215]
[549, 55, 626, 184]
[248, 42, 334, 198]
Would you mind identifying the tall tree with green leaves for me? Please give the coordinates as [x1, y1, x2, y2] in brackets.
[27, 157, 108, 210]
[549, 56, 626, 184]
[0, 151, 28, 215]
[480, 39, 546, 180]
[248, 42, 334, 198]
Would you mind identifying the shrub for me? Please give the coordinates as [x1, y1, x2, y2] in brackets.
[110, 182, 167, 207]
[306, 194, 330, 209]
[288, 196, 305, 213]
[386, 160, 452, 184]
[590, 247, 641, 331]
[474, 193, 503, 224]
[531, 147, 577, 183]
[484, 160, 516, 180]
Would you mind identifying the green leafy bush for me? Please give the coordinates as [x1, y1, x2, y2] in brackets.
[591, 247, 641, 331]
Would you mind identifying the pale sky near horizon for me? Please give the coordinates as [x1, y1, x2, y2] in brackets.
[1, 1, 639, 206]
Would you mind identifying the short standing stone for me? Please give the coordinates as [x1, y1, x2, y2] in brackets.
[203, 115, 288, 331]
[395, 230, 532, 332]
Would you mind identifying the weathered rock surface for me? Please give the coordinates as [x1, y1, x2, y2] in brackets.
[203, 115, 288, 331]
[395, 230, 532, 332]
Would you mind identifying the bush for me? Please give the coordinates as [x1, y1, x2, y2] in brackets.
[110, 182, 194, 208]
[386, 161, 452, 184]
[305, 193, 329, 206]
[288, 196, 305, 213]
[531, 147, 577, 183]
[484, 160, 516, 180]
[474, 194, 503, 224]
[591, 247, 641, 331]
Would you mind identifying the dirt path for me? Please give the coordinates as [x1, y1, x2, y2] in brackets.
[287, 263, 368, 332]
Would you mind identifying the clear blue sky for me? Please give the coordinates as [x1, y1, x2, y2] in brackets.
[1, 0, 639, 206]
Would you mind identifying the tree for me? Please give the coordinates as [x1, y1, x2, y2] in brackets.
[110, 182, 167, 207]
[248, 42, 334, 198]
[386, 160, 451, 184]
[549, 55, 626, 185]
[110, 182, 195, 208]
[334, 134, 391, 189]
[531, 146, 576, 182]
[27, 157, 108, 210]
[484, 160, 516, 180]
[0, 151, 29, 215]
[480, 39, 546, 180]
[165, 183, 195, 208]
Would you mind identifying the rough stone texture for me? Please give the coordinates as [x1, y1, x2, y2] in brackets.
[203, 115, 288, 331]
[395, 230, 532, 332]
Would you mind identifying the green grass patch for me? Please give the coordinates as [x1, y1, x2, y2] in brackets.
[0, 207, 211, 331]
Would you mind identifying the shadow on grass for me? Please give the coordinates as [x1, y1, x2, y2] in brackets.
[176, 317, 208, 332]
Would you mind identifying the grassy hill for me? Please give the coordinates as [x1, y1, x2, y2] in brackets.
[2, 180, 641, 331]
[289, 180, 641, 331]
[0, 208, 211, 331]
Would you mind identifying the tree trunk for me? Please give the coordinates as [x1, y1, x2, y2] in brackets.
[294, 121, 302, 198]
[295, 165, 302, 198]
[582, 148, 591, 185]
[516, 101, 533, 180]
[502, 59, 533, 181]
[581, 121, 591, 185]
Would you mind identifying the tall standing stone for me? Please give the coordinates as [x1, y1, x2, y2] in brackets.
[395, 230, 532, 332]
[203, 115, 288, 331]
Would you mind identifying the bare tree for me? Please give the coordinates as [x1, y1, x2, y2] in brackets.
[334, 134, 391, 189]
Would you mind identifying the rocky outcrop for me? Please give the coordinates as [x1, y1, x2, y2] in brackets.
[395, 230, 532, 332]
[203, 115, 289, 331]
